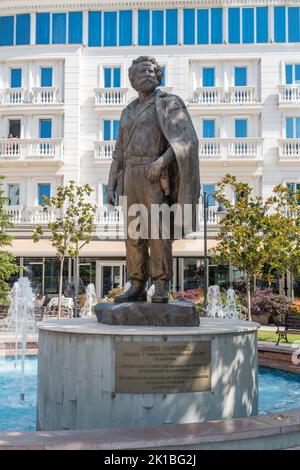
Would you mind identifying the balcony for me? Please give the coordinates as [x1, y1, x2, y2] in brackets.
[279, 139, 300, 162]
[0, 138, 63, 166]
[192, 87, 224, 105]
[199, 138, 263, 162]
[190, 86, 260, 115]
[94, 87, 128, 110]
[94, 141, 115, 163]
[0, 87, 63, 110]
[227, 86, 256, 104]
[5, 206, 58, 224]
[278, 85, 300, 110]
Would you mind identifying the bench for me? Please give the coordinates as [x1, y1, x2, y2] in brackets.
[276, 314, 300, 345]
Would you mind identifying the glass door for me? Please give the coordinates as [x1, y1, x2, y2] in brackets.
[96, 262, 126, 297]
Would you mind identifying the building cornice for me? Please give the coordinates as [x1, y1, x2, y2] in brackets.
[0, 0, 299, 14]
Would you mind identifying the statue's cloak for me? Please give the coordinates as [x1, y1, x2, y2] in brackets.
[155, 89, 200, 234]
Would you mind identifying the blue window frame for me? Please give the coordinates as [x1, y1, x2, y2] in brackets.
[38, 184, 51, 205]
[242, 8, 254, 44]
[41, 68, 53, 87]
[68, 12, 83, 44]
[274, 7, 286, 43]
[234, 67, 247, 86]
[8, 184, 20, 206]
[229, 8, 240, 44]
[138, 10, 150, 45]
[11, 69, 22, 88]
[211, 8, 222, 44]
[184, 9, 195, 45]
[160, 66, 166, 87]
[0, 16, 14, 46]
[36, 13, 50, 45]
[286, 64, 293, 84]
[88, 11, 102, 47]
[256, 7, 268, 43]
[286, 117, 300, 138]
[203, 67, 215, 87]
[235, 119, 248, 138]
[203, 120, 215, 138]
[16, 14, 30, 45]
[104, 67, 121, 88]
[104, 120, 119, 140]
[166, 9, 178, 45]
[119, 10, 132, 46]
[288, 7, 300, 43]
[39, 119, 52, 138]
[104, 11, 117, 47]
[197, 9, 208, 44]
[152, 10, 164, 46]
[202, 184, 216, 206]
[52, 13, 66, 44]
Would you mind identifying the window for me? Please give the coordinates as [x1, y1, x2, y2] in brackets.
[36, 13, 50, 45]
[88, 11, 102, 47]
[287, 182, 300, 197]
[104, 67, 121, 88]
[242, 8, 254, 44]
[119, 10, 132, 46]
[38, 184, 51, 205]
[211, 8, 222, 44]
[0, 16, 14, 46]
[16, 14, 30, 45]
[9, 120, 21, 138]
[68, 12, 83, 44]
[256, 7, 268, 43]
[11, 69, 22, 88]
[138, 10, 150, 45]
[184, 9, 195, 45]
[234, 67, 247, 86]
[197, 9, 208, 44]
[229, 8, 240, 44]
[166, 9, 178, 45]
[202, 184, 216, 206]
[104, 11, 117, 47]
[8, 184, 20, 206]
[104, 120, 120, 141]
[203, 120, 215, 138]
[286, 117, 300, 138]
[152, 10, 164, 46]
[274, 7, 286, 43]
[160, 66, 166, 87]
[285, 64, 300, 84]
[203, 67, 215, 87]
[39, 119, 52, 138]
[52, 13, 66, 44]
[41, 68, 53, 87]
[235, 119, 248, 138]
[288, 7, 300, 43]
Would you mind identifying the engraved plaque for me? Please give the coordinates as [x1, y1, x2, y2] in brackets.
[115, 341, 211, 394]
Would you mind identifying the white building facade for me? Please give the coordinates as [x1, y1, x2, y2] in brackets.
[0, 0, 299, 297]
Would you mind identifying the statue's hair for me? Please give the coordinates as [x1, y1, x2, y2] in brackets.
[128, 56, 163, 86]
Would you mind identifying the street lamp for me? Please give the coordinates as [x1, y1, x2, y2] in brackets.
[200, 193, 227, 300]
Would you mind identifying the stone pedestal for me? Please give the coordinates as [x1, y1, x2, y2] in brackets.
[37, 318, 259, 431]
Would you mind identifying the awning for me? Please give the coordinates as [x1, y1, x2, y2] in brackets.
[9, 238, 218, 258]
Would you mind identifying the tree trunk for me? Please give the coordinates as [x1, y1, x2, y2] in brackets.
[57, 257, 64, 319]
[246, 276, 252, 322]
[74, 255, 79, 317]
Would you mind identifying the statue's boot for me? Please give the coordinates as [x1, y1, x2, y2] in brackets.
[114, 281, 147, 302]
[151, 281, 169, 303]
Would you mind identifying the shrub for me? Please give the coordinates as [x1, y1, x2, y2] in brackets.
[172, 288, 204, 304]
[290, 298, 300, 317]
[246, 288, 291, 324]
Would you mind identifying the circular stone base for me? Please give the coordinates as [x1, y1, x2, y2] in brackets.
[37, 318, 259, 431]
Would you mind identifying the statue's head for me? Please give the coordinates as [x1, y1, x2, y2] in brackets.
[128, 56, 163, 93]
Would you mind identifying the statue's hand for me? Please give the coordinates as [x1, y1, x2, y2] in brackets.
[146, 158, 164, 183]
[107, 190, 115, 206]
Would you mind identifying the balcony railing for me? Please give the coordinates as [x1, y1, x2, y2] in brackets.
[227, 86, 256, 104]
[95, 206, 124, 225]
[94, 141, 115, 161]
[94, 88, 128, 106]
[0, 87, 63, 105]
[199, 138, 262, 159]
[279, 139, 300, 159]
[0, 139, 63, 161]
[193, 87, 223, 104]
[4, 206, 58, 224]
[278, 85, 300, 103]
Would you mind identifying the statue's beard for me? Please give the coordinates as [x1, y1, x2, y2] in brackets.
[133, 76, 158, 93]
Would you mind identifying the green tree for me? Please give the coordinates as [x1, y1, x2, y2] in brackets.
[33, 181, 96, 317]
[0, 176, 19, 303]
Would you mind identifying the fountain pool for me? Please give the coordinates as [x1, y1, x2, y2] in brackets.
[0, 356, 300, 432]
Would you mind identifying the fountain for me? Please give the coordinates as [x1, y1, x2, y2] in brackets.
[224, 288, 239, 320]
[1, 278, 36, 402]
[80, 283, 97, 318]
[206, 285, 239, 320]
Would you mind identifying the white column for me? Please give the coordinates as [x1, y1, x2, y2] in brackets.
[178, 8, 183, 45]
[30, 13, 36, 45]
[223, 7, 228, 44]
[132, 9, 138, 45]
[269, 6, 274, 42]
[83, 11, 88, 46]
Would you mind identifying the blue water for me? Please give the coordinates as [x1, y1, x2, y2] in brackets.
[0, 357, 300, 431]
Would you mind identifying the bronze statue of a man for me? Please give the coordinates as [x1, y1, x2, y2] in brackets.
[107, 56, 200, 303]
